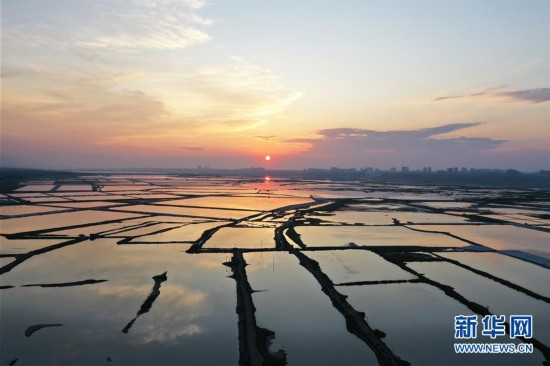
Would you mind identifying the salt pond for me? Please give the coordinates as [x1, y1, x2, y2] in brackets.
[1, 175, 548, 365]
[294, 225, 469, 248]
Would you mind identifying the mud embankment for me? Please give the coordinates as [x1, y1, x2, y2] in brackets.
[225, 251, 287, 366]
[291, 249, 410, 366]
[122, 272, 168, 334]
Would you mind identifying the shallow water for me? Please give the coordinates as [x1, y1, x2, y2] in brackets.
[0, 240, 239, 365]
[0, 211, 144, 234]
[307, 211, 396, 225]
[206, 227, 276, 249]
[1, 175, 548, 365]
[409, 261, 550, 345]
[49, 191, 115, 197]
[0, 238, 65, 255]
[306, 249, 416, 284]
[48, 216, 199, 237]
[310, 210, 470, 225]
[0, 205, 69, 216]
[340, 283, 544, 365]
[57, 185, 92, 191]
[69, 194, 142, 201]
[15, 185, 55, 192]
[409, 224, 550, 259]
[131, 221, 230, 243]
[244, 252, 378, 365]
[438, 252, 550, 298]
[157, 196, 313, 211]
[294, 225, 469, 248]
[111, 222, 186, 237]
[418, 201, 474, 209]
[24, 196, 74, 203]
[482, 214, 549, 226]
[0, 257, 14, 267]
[101, 185, 153, 191]
[47, 201, 128, 209]
[302, 189, 370, 199]
[115, 204, 256, 220]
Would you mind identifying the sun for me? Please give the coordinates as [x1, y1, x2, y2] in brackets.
[265, 155, 271, 161]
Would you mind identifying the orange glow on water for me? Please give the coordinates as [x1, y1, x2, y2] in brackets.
[264, 176, 271, 182]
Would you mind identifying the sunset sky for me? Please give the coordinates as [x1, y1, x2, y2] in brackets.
[1, 0, 549, 171]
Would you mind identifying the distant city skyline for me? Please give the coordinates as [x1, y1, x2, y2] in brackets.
[1, 0, 549, 171]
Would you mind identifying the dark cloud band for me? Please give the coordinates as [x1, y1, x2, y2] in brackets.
[434, 87, 549, 104]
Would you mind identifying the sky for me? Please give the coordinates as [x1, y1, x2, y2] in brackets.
[1, 0, 549, 171]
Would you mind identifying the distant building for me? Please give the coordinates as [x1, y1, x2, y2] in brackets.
[401, 166, 409, 173]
